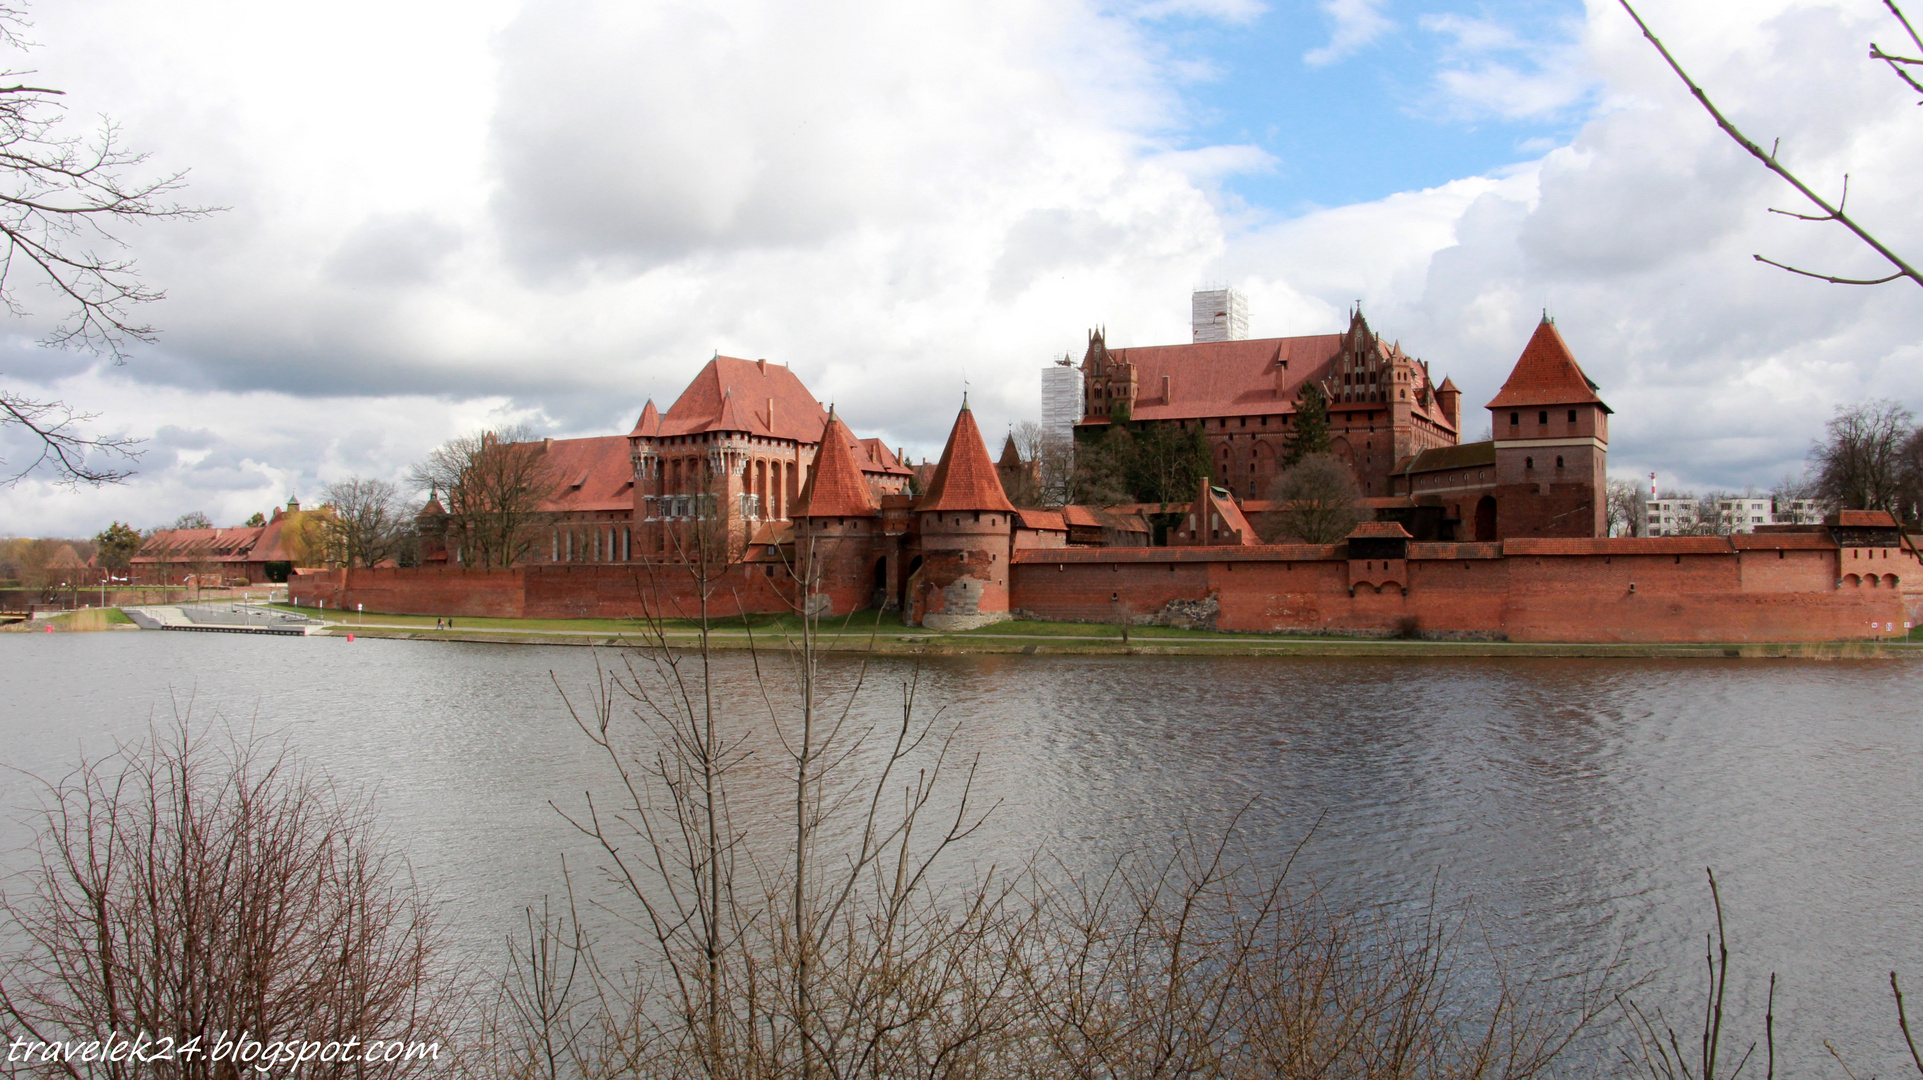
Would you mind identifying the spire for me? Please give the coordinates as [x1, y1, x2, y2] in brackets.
[792, 410, 876, 518]
[1485, 319, 1609, 412]
[628, 399, 660, 438]
[999, 433, 1021, 467]
[918, 403, 1016, 513]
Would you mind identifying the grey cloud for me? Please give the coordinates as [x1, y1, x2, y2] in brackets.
[324, 213, 465, 287]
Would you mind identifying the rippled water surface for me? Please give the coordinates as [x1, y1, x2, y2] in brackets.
[3, 632, 1920, 1075]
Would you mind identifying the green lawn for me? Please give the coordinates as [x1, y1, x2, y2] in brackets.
[268, 603, 922, 637]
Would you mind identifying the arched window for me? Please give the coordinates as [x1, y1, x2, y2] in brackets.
[1556, 455, 1564, 468]
[1525, 456, 1534, 469]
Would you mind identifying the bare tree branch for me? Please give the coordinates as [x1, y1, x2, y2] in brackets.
[0, 385, 137, 486]
[1617, 0, 1923, 290]
[0, 2, 216, 486]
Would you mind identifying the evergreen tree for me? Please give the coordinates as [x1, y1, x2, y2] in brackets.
[1129, 421, 1213, 508]
[1283, 383, 1332, 467]
[92, 522, 142, 574]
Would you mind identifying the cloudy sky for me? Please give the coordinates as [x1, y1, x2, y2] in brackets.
[3, 0, 1920, 535]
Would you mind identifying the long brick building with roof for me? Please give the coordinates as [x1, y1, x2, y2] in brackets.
[1078, 306, 1461, 501]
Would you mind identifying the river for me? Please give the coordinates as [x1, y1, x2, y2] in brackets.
[3, 630, 1920, 1076]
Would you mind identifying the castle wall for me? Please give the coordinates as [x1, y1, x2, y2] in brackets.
[1009, 538, 1914, 642]
[295, 535, 1917, 643]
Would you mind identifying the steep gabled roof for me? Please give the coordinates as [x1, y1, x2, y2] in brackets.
[854, 437, 914, 478]
[1485, 319, 1610, 411]
[1436, 376, 1460, 394]
[792, 411, 877, 518]
[918, 403, 1016, 513]
[534, 435, 633, 513]
[659, 355, 830, 442]
[1090, 336, 1340, 422]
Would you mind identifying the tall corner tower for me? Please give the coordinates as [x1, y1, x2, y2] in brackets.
[1485, 317, 1611, 539]
[910, 401, 1016, 631]
[1192, 286, 1249, 344]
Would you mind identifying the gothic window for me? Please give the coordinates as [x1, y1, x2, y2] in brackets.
[1556, 456, 1564, 468]
[1525, 457, 1534, 470]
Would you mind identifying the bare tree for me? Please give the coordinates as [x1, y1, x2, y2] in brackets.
[1607, 478, 1645, 537]
[1263, 452, 1363, 544]
[170, 510, 212, 530]
[1618, 0, 1923, 289]
[411, 425, 557, 568]
[0, 3, 213, 486]
[1811, 399, 1914, 515]
[323, 477, 413, 568]
[0, 720, 457, 1080]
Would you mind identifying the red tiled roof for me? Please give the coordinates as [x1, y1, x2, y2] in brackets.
[134, 526, 270, 565]
[1347, 521, 1412, 539]
[1408, 542, 1502, 560]
[1015, 509, 1067, 531]
[1010, 543, 1339, 565]
[1485, 319, 1608, 411]
[628, 400, 660, 438]
[1834, 509, 1899, 528]
[535, 435, 633, 513]
[918, 404, 1015, 513]
[792, 412, 877, 518]
[1730, 533, 1836, 550]
[854, 437, 914, 478]
[1505, 536, 1732, 556]
[1436, 376, 1460, 394]
[1093, 336, 1340, 422]
[659, 355, 830, 442]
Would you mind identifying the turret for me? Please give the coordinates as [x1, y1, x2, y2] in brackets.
[416, 487, 449, 565]
[792, 409, 883, 615]
[910, 400, 1016, 630]
[1435, 376, 1461, 433]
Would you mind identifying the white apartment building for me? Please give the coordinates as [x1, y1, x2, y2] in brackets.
[1714, 497, 1773, 534]
[1644, 495, 1828, 536]
[1645, 498, 1700, 536]
[1774, 498, 1823, 524]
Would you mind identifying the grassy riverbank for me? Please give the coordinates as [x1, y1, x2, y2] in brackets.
[268, 603, 1923, 659]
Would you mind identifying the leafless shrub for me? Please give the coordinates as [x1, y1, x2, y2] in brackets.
[1264, 453, 1363, 544]
[0, 719, 458, 1080]
[1619, 870, 1923, 1080]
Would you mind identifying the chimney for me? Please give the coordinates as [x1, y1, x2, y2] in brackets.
[757, 358, 766, 374]
[543, 437, 552, 452]
[768, 397, 775, 430]
[1162, 374, 1171, 403]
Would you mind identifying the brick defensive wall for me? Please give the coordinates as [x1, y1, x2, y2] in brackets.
[292, 530, 1920, 643]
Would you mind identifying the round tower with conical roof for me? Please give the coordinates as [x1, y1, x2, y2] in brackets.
[791, 408, 884, 616]
[910, 400, 1016, 630]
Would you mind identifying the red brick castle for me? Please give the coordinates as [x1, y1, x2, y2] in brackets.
[294, 310, 1922, 642]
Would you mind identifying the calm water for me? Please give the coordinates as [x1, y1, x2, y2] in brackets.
[2, 631, 1920, 1076]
